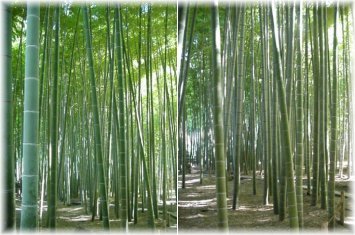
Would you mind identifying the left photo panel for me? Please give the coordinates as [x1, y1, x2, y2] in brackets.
[1, 2, 176, 232]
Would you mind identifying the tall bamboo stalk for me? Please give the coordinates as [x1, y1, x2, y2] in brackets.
[3, 5, 15, 230]
[114, 5, 128, 231]
[48, 5, 59, 229]
[82, 6, 110, 229]
[270, 4, 299, 230]
[20, 3, 40, 230]
[211, 2, 228, 231]
[328, 2, 338, 229]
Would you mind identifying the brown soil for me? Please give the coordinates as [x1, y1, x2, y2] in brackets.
[178, 166, 353, 232]
[15, 198, 176, 232]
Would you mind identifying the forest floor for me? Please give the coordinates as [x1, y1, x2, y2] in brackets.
[178, 166, 354, 232]
[15, 197, 176, 232]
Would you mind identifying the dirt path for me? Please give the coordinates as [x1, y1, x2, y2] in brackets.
[178, 166, 353, 232]
[15, 199, 176, 232]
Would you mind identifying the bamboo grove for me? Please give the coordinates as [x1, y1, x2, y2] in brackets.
[4, 2, 177, 231]
[178, 2, 353, 231]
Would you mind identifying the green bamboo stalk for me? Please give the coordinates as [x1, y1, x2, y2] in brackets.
[162, 5, 169, 226]
[3, 4, 15, 230]
[250, 7, 257, 196]
[318, 6, 327, 210]
[311, 5, 320, 207]
[328, 2, 338, 229]
[82, 5, 110, 229]
[57, 8, 80, 194]
[232, 5, 245, 210]
[133, 5, 143, 224]
[48, 5, 59, 229]
[211, 2, 228, 231]
[272, 58, 279, 215]
[259, 5, 270, 206]
[114, 6, 128, 230]
[270, 4, 299, 230]
[38, 6, 49, 132]
[20, 3, 40, 230]
[146, 4, 159, 220]
[304, 6, 311, 196]
[121, 10, 133, 221]
[122, 12, 155, 228]
[112, 92, 120, 219]
[295, 3, 304, 229]
[178, 6, 196, 121]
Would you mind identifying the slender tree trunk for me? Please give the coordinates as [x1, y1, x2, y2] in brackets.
[232, 5, 245, 210]
[270, 4, 299, 230]
[114, 6, 128, 231]
[211, 2, 228, 231]
[295, 3, 303, 229]
[48, 5, 59, 229]
[259, 5, 269, 206]
[311, 5, 320, 207]
[272, 62, 279, 215]
[20, 4, 40, 230]
[318, 6, 327, 210]
[82, 6, 110, 229]
[304, 7, 311, 196]
[162, 5, 169, 226]
[328, 2, 338, 230]
[250, 8, 257, 196]
[3, 5, 15, 230]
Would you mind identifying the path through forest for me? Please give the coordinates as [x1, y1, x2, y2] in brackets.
[178, 166, 353, 232]
[15, 199, 176, 232]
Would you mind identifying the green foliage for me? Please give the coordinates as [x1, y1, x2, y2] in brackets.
[182, 2, 352, 231]
[11, 2, 176, 231]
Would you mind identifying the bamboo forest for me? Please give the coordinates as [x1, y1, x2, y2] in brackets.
[178, 1, 354, 233]
[1, 0, 355, 234]
[2, 2, 177, 232]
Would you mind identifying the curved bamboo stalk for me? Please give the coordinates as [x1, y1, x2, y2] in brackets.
[270, 3, 299, 230]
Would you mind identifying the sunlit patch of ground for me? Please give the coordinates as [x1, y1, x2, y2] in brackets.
[178, 166, 353, 232]
[15, 198, 176, 232]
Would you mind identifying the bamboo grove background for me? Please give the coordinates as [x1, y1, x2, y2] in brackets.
[178, 1, 353, 231]
[2, 2, 177, 231]
[1, 0, 355, 233]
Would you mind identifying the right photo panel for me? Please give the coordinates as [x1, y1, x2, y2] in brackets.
[178, 1, 354, 232]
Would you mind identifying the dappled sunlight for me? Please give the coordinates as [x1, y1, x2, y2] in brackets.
[257, 218, 272, 223]
[179, 198, 215, 208]
[335, 176, 355, 182]
[197, 185, 216, 190]
[178, 1, 353, 232]
[58, 215, 91, 222]
[57, 207, 82, 213]
[344, 216, 355, 225]
[185, 178, 201, 185]
[179, 186, 194, 190]
[183, 192, 206, 198]
[255, 206, 274, 212]
[185, 213, 207, 219]
[230, 204, 274, 213]
[236, 205, 252, 212]
[158, 199, 177, 205]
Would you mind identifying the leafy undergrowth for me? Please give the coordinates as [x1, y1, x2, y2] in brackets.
[178, 166, 353, 233]
[15, 198, 176, 232]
